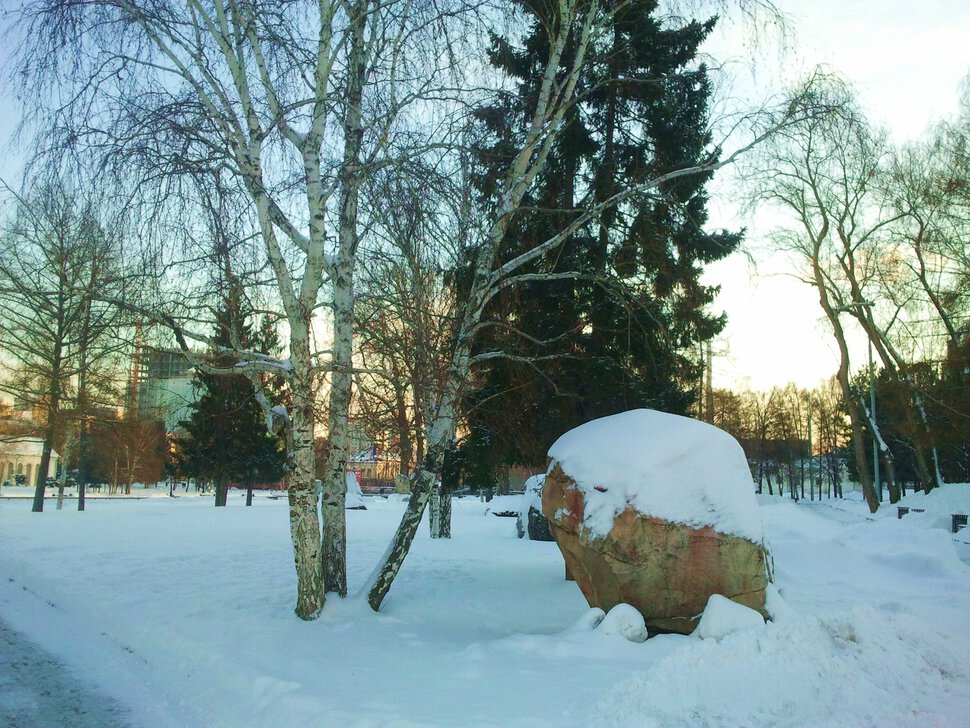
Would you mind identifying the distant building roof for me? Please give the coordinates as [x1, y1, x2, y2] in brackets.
[0, 437, 60, 459]
[349, 447, 383, 463]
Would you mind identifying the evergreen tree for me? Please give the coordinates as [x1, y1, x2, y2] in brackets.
[178, 292, 285, 506]
[465, 0, 741, 469]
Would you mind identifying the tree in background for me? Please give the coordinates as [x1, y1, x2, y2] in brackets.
[0, 181, 130, 512]
[748, 76, 887, 512]
[178, 292, 285, 507]
[90, 417, 167, 494]
[352, 170, 458, 482]
[463, 0, 741, 471]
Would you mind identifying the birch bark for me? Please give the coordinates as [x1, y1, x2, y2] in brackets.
[287, 337, 325, 620]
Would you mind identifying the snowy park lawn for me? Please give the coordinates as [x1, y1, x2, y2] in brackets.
[3, 486, 970, 727]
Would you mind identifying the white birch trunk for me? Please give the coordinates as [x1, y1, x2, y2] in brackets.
[438, 491, 452, 539]
[323, 266, 353, 596]
[428, 484, 441, 538]
[321, 0, 369, 596]
[363, 465, 437, 610]
[286, 342, 325, 620]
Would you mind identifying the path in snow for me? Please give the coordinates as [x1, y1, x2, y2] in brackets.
[0, 617, 132, 728]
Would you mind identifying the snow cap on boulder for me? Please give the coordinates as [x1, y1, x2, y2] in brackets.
[547, 409, 763, 542]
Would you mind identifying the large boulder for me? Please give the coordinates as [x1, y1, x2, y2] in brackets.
[543, 409, 772, 635]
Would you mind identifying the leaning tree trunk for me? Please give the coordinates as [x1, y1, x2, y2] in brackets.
[364, 292, 475, 606]
[365, 465, 437, 611]
[365, 414, 455, 610]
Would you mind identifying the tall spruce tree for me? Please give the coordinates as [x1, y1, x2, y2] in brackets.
[466, 0, 741, 468]
[179, 291, 285, 507]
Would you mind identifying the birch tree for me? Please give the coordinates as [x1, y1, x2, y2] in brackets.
[15, 0, 454, 618]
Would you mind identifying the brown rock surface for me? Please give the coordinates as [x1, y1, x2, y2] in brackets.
[543, 462, 771, 635]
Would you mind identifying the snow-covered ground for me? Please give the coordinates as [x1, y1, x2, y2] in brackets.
[2, 484, 970, 727]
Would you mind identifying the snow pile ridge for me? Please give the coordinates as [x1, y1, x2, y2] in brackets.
[547, 409, 763, 542]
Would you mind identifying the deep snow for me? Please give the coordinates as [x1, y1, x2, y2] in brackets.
[2, 484, 970, 727]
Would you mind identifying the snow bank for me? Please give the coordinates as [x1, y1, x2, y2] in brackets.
[547, 409, 763, 541]
[593, 605, 968, 728]
[485, 495, 520, 517]
[695, 594, 765, 640]
[888, 483, 970, 535]
[3, 485, 970, 727]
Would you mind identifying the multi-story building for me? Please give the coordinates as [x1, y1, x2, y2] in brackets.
[130, 348, 199, 433]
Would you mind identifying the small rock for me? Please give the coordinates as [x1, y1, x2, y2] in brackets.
[695, 594, 765, 640]
[596, 603, 648, 642]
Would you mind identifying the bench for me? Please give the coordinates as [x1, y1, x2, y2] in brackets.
[952, 514, 968, 534]
[897, 506, 925, 519]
